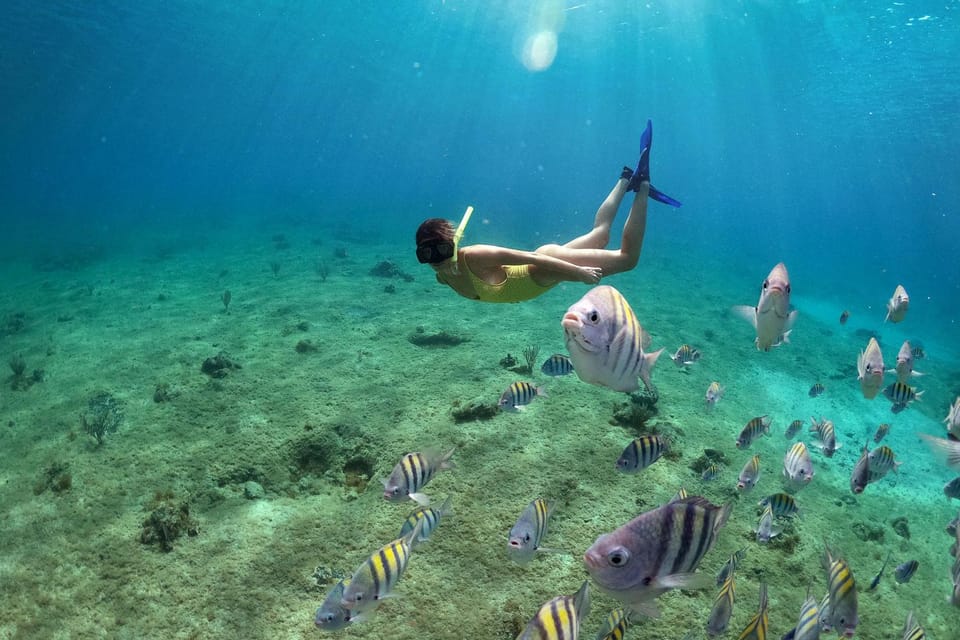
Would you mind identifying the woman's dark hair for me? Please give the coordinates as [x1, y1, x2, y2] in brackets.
[416, 218, 455, 246]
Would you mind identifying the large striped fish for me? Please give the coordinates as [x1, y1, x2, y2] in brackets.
[562, 285, 664, 393]
[516, 581, 590, 640]
[340, 519, 423, 618]
[786, 589, 821, 640]
[583, 496, 732, 617]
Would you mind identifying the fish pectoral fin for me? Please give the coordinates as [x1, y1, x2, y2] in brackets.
[409, 492, 431, 506]
[731, 305, 758, 329]
[656, 572, 714, 591]
[625, 600, 662, 620]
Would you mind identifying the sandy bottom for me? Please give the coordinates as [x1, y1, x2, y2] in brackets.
[0, 222, 957, 639]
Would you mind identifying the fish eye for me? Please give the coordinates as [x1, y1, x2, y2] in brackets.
[589, 311, 599, 323]
[785, 283, 791, 293]
[762, 280, 769, 290]
[523, 534, 531, 543]
[607, 547, 630, 567]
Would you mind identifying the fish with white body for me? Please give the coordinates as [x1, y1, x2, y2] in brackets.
[857, 337, 885, 399]
[562, 285, 664, 393]
[732, 262, 798, 351]
[888, 340, 923, 383]
[885, 284, 909, 323]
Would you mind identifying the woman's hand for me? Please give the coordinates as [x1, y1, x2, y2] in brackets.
[577, 266, 602, 284]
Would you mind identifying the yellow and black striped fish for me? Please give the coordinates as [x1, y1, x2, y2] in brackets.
[873, 422, 890, 443]
[499, 381, 547, 411]
[808, 382, 825, 398]
[594, 608, 630, 640]
[517, 581, 590, 640]
[736, 416, 771, 449]
[737, 582, 768, 640]
[508, 497, 555, 565]
[616, 435, 669, 473]
[671, 343, 701, 367]
[901, 611, 925, 640]
[383, 447, 456, 505]
[790, 590, 820, 640]
[716, 547, 747, 586]
[737, 454, 761, 492]
[759, 492, 801, 518]
[399, 495, 453, 548]
[706, 574, 736, 637]
[341, 519, 423, 616]
[541, 353, 574, 376]
[785, 419, 804, 439]
[823, 543, 859, 637]
[883, 381, 923, 408]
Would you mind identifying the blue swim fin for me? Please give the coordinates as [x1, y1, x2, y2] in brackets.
[627, 119, 682, 208]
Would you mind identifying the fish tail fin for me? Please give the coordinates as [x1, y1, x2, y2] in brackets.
[572, 581, 591, 621]
[439, 447, 457, 470]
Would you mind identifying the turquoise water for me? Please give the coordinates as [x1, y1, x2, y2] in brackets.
[1, 2, 958, 638]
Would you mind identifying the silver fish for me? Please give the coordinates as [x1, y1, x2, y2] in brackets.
[857, 337, 885, 400]
[810, 417, 838, 458]
[737, 454, 762, 492]
[783, 442, 814, 490]
[314, 578, 356, 630]
[341, 520, 423, 617]
[583, 496, 732, 617]
[562, 285, 664, 393]
[888, 340, 923, 384]
[790, 590, 821, 640]
[732, 262, 798, 351]
[508, 498, 555, 565]
[671, 343, 701, 367]
[885, 284, 909, 323]
[716, 547, 747, 586]
[399, 495, 453, 549]
[946, 396, 960, 440]
[382, 447, 455, 505]
[706, 575, 736, 637]
[705, 381, 724, 407]
[822, 543, 858, 638]
[919, 433, 960, 470]
[517, 581, 590, 640]
[756, 504, 780, 544]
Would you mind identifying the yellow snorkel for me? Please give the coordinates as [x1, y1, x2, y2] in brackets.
[449, 205, 473, 272]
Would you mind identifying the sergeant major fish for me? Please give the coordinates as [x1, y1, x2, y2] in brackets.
[822, 543, 859, 638]
[341, 519, 423, 617]
[382, 447, 455, 506]
[671, 344, 701, 367]
[562, 285, 664, 393]
[733, 262, 798, 351]
[616, 435, 669, 474]
[583, 496, 732, 617]
[399, 496, 453, 549]
[737, 416, 772, 449]
[756, 504, 780, 544]
[594, 608, 630, 640]
[785, 589, 820, 640]
[541, 353, 574, 376]
[314, 578, 356, 630]
[706, 574, 736, 638]
[717, 548, 748, 586]
[517, 580, 590, 640]
[737, 454, 762, 492]
[737, 582, 769, 640]
[499, 381, 547, 411]
[705, 381, 725, 407]
[508, 497, 556, 565]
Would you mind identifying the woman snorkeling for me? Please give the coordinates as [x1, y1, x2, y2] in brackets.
[415, 120, 681, 303]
